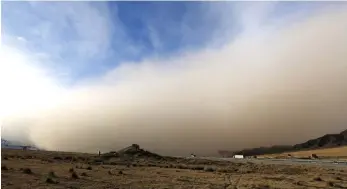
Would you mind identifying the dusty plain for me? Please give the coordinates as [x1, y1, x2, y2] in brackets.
[1, 148, 347, 189]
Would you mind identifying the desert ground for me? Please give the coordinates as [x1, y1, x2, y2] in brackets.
[259, 146, 347, 160]
[1, 147, 347, 189]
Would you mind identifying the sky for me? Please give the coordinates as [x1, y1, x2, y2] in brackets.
[1, 2, 347, 156]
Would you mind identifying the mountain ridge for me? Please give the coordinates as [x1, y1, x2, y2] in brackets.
[220, 129, 347, 157]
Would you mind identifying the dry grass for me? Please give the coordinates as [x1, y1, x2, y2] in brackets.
[1, 149, 347, 189]
[259, 146, 347, 159]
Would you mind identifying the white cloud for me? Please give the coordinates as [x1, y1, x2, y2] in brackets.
[1, 1, 127, 79]
[16, 36, 27, 42]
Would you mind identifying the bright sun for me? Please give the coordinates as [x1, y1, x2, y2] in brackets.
[0, 46, 65, 122]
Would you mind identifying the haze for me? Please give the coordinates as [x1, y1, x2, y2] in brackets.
[1, 3, 347, 156]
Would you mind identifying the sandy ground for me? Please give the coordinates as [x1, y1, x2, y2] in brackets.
[1, 149, 347, 189]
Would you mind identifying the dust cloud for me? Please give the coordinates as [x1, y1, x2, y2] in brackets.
[4, 6, 347, 156]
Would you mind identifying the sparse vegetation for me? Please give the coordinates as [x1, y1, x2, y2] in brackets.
[53, 156, 63, 160]
[1, 147, 346, 189]
[190, 165, 204, 170]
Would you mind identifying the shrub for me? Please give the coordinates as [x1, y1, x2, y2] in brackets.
[203, 166, 216, 172]
[48, 171, 57, 178]
[217, 168, 229, 173]
[256, 184, 270, 189]
[81, 172, 88, 176]
[23, 168, 33, 174]
[189, 165, 204, 170]
[46, 177, 57, 184]
[69, 168, 74, 173]
[296, 181, 305, 186]
[311, 154, 319, 159]
[327, 181, 334, 187]
[1, 165, 8, 170]
[118, 170, 123, 175]
[71, 171, 79, 179]
[176, 164, 188, 169]
[314, 177, 323, 181]
[86, 166, 92, 170]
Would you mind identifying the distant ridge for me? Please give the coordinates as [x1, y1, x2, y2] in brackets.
[220, 129, 347, 157]
[1, 138, 40, 151]
[293, 129, 347, 150]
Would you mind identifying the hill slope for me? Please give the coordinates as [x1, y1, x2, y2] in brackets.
[224, 129, 347, 157]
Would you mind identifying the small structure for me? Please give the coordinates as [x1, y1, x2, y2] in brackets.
[190, 153, 196, 158]
[233, 154, 244, 159]
[131, 144, 140, 150]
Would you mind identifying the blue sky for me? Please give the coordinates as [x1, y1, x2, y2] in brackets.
[2, 2, 231, 84]
[2, 1, 337, 86]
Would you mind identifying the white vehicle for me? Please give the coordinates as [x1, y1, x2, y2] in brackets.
[233, 155, 244, 159]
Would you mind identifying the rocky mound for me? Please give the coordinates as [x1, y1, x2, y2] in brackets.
[102, 144, 163, 160]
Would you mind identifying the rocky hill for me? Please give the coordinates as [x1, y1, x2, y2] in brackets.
[101, 144, 163, 160]
[223, 129, 347, 157]
[293, 129, 347, 150]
